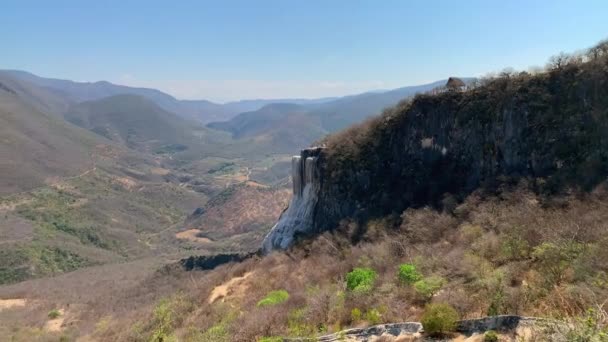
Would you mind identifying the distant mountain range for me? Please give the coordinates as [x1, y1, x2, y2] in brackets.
[208, 79, 475, 150]
[0, 70, 337, 123]
[0, 69, 474, 190]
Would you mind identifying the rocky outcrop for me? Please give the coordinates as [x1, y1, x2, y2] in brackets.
[285, 316, 544, 341]
[456, 315, 540, 334]
[180, 252, 255, 271]
[288, 322, 423, 341]
[262, 147, 324, 253]
[263, 63, 608, 252]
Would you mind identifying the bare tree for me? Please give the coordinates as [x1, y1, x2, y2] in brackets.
[548, 52, 570, 70]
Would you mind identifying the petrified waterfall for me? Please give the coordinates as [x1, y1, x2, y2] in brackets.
[262, 148, 323, 253]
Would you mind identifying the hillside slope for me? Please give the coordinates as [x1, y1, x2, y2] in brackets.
[0, 84, 99, 194]
[208, 103, 328, 151]
[264, 53, 608, 251]
[65, 94, 198, 151]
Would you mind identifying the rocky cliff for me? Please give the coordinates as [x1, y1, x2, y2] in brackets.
[262, 147, 324, 252]
[264, 58, 608, 252]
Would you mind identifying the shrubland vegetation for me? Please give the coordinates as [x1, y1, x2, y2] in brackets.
[84, 182, 608, 341]
[420, 303, 459, 336]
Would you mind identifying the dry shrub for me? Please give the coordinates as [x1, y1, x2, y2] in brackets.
[400, 207, 457, 244]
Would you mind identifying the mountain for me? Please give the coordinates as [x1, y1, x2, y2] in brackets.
[0, 71, 72, 117]
[2, 69, 238, 123]
[308, 79, 456, 131]
[208, 103, 328, 151]
[1, 70, 335, 124]
[207, 79, 471, 151]
[0, 79, 101, 194]
[222, 97, 337, 113]
[65, 94, 202, 152]
[264, 54, 608, 252]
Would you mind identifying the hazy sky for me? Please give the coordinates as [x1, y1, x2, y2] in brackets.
[2, 0, 608, 102]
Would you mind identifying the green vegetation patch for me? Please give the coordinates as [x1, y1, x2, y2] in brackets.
[207, 162, 236, 174]
[397, 263, 422, 284]
[484, 330, 499, 342]
[414, 276, 446, 300]
[0, 244, 91, 285]
[257, 289, 290, 307]
[346, 267, 377, 292]
[154, 143, 188, 155]
[16, 188, 115, 250]
[48, 309, 61, 319]
[421, 303, 459, 337]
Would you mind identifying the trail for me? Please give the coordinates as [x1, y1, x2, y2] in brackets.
[208, 272, 253, 303]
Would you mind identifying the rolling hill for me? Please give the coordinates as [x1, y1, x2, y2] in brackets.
[207, 79, 471, 150]
[2, 70, 336, 124]
[208, 103, 327, 151]
[0, 81, 100, 194]
[65, 94, 207, 153]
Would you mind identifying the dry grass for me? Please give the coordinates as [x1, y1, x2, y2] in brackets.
[86, 183, 608, 341]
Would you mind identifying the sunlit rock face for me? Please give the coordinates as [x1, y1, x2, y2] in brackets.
[262, 147, 323, 253]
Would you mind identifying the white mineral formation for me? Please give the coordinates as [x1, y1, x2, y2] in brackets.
[262, 149, 322, 253]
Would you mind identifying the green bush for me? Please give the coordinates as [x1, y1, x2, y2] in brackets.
[420, 303, 459, 337]
[48, 309, 61, 319]
[414, 276, 445, 300]
[287, 308, 315, 337]
[346, 267, 377, 292]
[199, 323, 230, 342]
[562, 308, 608, 341]
[364, 308, 382, 325]
[397, 263, 422, 284]
[257, 289, 290, 307]
[258, 337, 283, 342]
[532, 241, 583, 286]
[484, 330, 499, 342]
[351, 308, 362, 322]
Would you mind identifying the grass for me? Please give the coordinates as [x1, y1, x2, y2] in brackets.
[48, 309, 61, 319]
[97, 184, 608, 341]
[257, 290, 290, 307]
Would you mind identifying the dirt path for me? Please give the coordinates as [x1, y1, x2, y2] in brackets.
[0, 298, 26, 311]
[208, 272, 253, 304]
[175, 229, 213, 243]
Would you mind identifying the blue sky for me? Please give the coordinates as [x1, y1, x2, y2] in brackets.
[2, 0, 608, 102]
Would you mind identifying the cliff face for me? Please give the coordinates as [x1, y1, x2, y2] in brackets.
[264, 60, 608, 252]
[262, 147, 323, 253]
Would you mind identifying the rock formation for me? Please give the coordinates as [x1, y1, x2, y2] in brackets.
[262, 147, 323, 253]
[286, 316, 545, 341]
[263, 62, 608, 253]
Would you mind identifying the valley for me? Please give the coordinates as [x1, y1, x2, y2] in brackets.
[1, 8, 608, 340]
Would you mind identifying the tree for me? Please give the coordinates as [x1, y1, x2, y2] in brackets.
[421, 303, 459, 337]
[548, 52, 570, 70]
[414, 276, 446, 300]
[346, 267, 377, 292]
[397, 264, 422, 284]
[532, 242, 583, 286]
